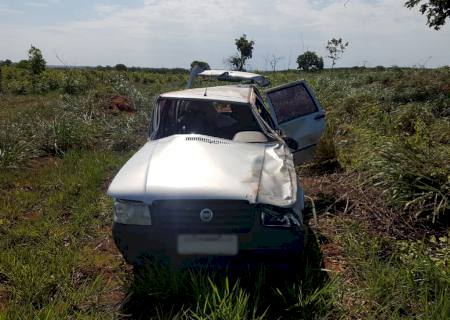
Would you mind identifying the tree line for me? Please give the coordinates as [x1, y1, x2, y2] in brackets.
[2, 1, 448, 74]
[191, 34, 349, 72]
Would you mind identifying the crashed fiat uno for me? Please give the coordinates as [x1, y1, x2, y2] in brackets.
[107, 69, 325, 267]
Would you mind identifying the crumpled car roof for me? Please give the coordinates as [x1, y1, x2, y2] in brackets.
[199, 70, 270, 87]
[159, 85, 253, 104]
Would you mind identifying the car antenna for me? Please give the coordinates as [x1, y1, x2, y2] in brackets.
[204, 87, 208, 96]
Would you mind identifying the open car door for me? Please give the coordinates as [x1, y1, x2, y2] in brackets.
[265, 81, 325, 165]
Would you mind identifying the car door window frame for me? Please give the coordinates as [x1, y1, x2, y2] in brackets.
[254, 96, 276, 129]
[265, 81, 321, 125]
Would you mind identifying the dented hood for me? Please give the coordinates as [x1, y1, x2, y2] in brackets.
[107, 134, 297, 207]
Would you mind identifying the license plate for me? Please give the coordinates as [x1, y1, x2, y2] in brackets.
[177, 234, 238, 255]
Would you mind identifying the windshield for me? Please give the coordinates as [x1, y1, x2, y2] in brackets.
[153, 99, 264, 140]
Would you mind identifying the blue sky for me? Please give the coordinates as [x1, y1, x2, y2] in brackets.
[1, 0, 449, 69]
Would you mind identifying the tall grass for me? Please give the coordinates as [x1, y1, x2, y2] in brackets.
[0, 75, 153, 168]
[0, 122, 35, 168]
[371, 141, 449, 223]
[1, 67, 449, 318]
[187, 278, 265, 320]
[0, 150, 128, 318]
[121, 225, 336, 320]
[336, 219, 450, 319]
[267, 68, 450, 223]
[124, 263, 336, 320]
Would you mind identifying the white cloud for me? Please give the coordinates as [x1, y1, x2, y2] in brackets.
[26, 0, 62, 7]
[26, 2, 50, 8]
[94, 4, 122, 15]
[0, 4, 25, 15]
[0, 0, 449, 68]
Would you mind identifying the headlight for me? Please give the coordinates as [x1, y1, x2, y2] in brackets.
[261, 207, 300, 228]
[114, 200, 151, 225]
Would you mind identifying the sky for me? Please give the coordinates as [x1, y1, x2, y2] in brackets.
[0, 0, 449, 69]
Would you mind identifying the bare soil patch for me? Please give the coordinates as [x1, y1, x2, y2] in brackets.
[104, 95, 136, 113]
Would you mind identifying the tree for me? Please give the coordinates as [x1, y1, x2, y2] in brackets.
[326, 38, 348, 69]
[265, 54, 284, 72]
[227, 34, 255, 71]
[115, 63, 127, 71]
[296, 51, 324, 71]
[190, 60, 210, 71]
[405, 1, 450, 30]
[16, 60, 30, 70]
[28, 45, 46, 75]
[0, 59, 12, 67]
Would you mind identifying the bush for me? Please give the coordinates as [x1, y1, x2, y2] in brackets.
[62, 71, 89, 95]
[32, 113, 96, 156]
[297, 51, 324, 71]
[188, 278, 265, 320]
[115, 64, 127, 71]
[0, 122, 36, 168]
[6, 79, 32, 95]
[370, 140, 449, 223]
[0, 76, 153, 168]
[190, 61, 210, 71]
[110, 75, 147, 109]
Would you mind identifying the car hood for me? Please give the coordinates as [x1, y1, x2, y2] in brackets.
[107, 134, 297, 207]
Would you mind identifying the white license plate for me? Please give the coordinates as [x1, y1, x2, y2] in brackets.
[177, 234, 238, 255]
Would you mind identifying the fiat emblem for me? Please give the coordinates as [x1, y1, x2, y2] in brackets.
[200, 208, 213, 222]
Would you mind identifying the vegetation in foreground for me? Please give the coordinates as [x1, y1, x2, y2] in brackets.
[0, 65, 449, 319]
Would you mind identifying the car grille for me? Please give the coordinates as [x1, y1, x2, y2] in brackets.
[151, 200, 255, 233]
[185, 136, 231, 145]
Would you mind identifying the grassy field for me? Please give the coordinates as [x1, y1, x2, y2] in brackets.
[0, 66, 449, 319]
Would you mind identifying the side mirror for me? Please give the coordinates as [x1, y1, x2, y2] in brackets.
[283, 137, 298, 150]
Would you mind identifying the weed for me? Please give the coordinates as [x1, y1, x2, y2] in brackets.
[370, 140, 449, 223]
[335, 219, 450, 319]
[0, 150, 128, 318]
[0, 122, 36, 168]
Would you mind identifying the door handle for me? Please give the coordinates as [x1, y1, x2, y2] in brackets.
[314, 113, 325, 120]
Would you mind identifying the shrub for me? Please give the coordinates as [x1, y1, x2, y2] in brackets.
[15, 60, 30, 70]
[6, 79, 32, 95]
[62, 71, 89, 95]
[32, 113, 95, 156]
[115, 64, 127, 71]
[297, 51, 324, 71]
[190, 61, 210, 71]
[188, 278, 265, 320]
[0, 122, 36, 168]
[314, 124, 338, 164]
[370, 140, 449, 223]
[110, 75, 147, 109]
[28, 45, 46, 75]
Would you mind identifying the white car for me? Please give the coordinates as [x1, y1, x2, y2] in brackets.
[107, 70, 325, 267]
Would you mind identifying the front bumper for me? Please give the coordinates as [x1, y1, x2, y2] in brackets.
[112, 222, 304, 267]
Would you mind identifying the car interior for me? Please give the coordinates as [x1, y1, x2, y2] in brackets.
[154, 98, 269, 142]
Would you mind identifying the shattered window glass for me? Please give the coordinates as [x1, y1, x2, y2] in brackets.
[155, 99, 262, 140]
[267, 83, 317, 123]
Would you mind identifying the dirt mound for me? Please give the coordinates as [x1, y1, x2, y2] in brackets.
[105, 95, 135, 113]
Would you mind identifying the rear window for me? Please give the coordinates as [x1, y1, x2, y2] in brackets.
[267, 83, 317, 123]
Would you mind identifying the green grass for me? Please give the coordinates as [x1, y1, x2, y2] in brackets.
[320, 217, 450, 319]
[121, 224, 335, 320]
[266, 68, 450, 222]
[0, 150, 130, 318]
[0, 66, 449, 318]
